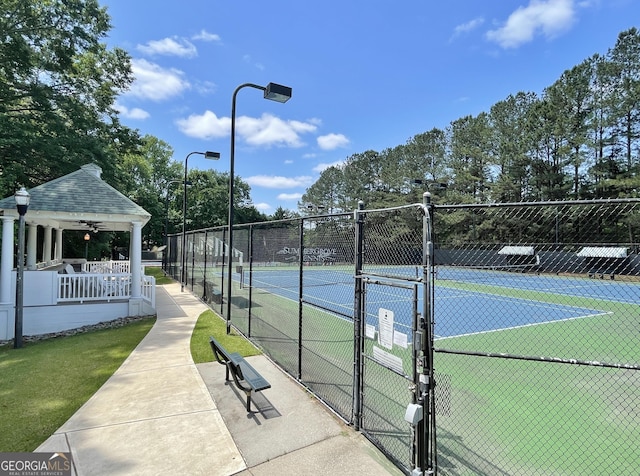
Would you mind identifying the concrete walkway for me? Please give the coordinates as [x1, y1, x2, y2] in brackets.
[37, 282, 404, 476]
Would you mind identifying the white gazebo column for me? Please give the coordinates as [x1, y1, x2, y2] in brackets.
[43, 225, 52, 265]
[128, 220, 143, 315]
[130, 221, 142, 298]
[55, 228, 63, 262]
[0, 216, 16, 341]
[26, 222, 38, 270]
[0, 216, 15, 304]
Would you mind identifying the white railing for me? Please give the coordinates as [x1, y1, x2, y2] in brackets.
[57, 261, 155, 308]
[36, 258, 63, 270]
[142, 275, 156, 308]
[83, 260, 130, 274]
[58, 273, 131, 303]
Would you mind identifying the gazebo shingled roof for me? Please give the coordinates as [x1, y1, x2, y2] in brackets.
[0, 164, 150, 232]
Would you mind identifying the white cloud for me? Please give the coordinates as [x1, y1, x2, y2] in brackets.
[137, 37, 197, 58]
[284, 159, 294, 164]
[194, 80, 217, 95]
[245, 175, 314, 188]
[277, 192, 303, 200]
[313, 161, 345, 173]
[127, 59, 190, 101]
[243, 54, 265, 71]
[192, 30, 221, 42]
[238, 114, 316, 147]
[175, 111, 229, 139]
[254, 202, 271, 211]
[114, 102, 150, 120]
[317, 133, 350, 150]
[486, 0, 575, 49]
[452, 17, 485, 38]
[176, 111, 317, 146]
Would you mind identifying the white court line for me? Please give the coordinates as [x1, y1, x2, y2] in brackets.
[435, 310, 613, 341]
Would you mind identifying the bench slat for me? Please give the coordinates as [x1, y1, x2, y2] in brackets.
[230, 354, 271, 391]
[209, 335, 270, 412]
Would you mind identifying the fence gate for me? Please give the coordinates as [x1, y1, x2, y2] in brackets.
[354, 197, 438, 475]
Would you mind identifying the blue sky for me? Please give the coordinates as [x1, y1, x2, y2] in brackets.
[103, 0, 637, 214]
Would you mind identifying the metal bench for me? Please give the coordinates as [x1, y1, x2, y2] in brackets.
[203, 282, 222, 304]
[209, 336, 271, 412]
[588, 269, 615, 280]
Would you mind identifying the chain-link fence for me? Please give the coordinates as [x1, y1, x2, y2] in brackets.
[432, 199, 640, 476]
[166, 198, 640, 475]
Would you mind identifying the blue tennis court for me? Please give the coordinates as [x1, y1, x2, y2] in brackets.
[431, 287, 608, 339]
[241, 267, 635, 340]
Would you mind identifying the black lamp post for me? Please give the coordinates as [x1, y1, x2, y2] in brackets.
[84, 233, 90, 260]
[181, 151, 220, 291]
[14, 187, 30, 349]
[226, 82, 292, 333]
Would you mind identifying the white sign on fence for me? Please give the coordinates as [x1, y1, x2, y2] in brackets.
[378, 308, 394, 350]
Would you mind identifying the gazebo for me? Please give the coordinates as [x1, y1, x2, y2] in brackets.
[0, 164, 155, 341]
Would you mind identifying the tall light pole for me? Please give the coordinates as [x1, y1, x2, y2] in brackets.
[14, 187, 30, 349]
[227, 82, 292, 333]
[182, 151, 220, 291]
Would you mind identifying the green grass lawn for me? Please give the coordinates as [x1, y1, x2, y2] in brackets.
[144, 265, 174, 285]
[0, 317, 155, 452]
[190, 309, 261, 363]
[0, 265, 262, 453]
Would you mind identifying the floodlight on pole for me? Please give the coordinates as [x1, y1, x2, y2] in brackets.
[227, 82, 292, 333]
[182, 151, 220, 292]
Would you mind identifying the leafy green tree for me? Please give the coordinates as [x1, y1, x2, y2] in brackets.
[342, 150, 385, 207]
[300, 165, 346, 213]
[408, 129, 448, 179]
[404, 129, 449, 202]
[542, 60, 593, 199]
[607, 27, 640, 172]
[184, 169, 265, 231]
[448, 113, 492, 203]
[0, 0, 138, 196]
[587, 53, 619, 197]
[116, 136, 181, 247]
[489, 92, 538, 201]
[270, 206, 299, 221]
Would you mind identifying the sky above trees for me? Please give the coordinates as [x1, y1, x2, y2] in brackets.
[101, 0, 639, 213]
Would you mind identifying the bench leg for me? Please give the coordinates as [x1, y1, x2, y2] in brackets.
[245, 391, 253, 412]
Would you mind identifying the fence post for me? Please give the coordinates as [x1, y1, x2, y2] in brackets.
[353, 200, 365, 430]
[297, 218, 305, 380]
[418, 192, 436, 475]
[190, 234, 195, 290]
[222, 227, 229, 331]
[248, 225, 254, 336]
[203, 230, 208, 301]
